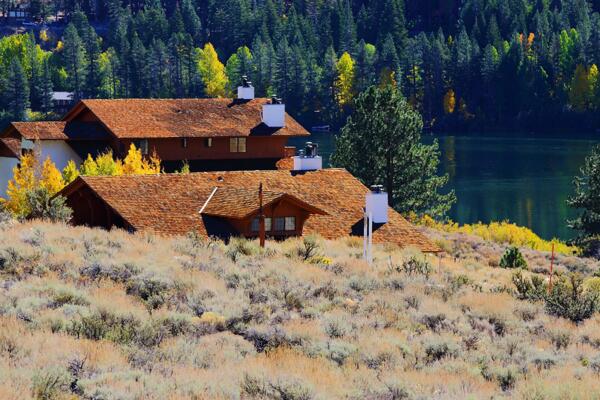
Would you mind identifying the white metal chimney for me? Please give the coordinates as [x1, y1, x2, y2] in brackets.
[365, 185, 389, 224]
[237, 75, 255, 100]
[262, 96, 285, 128]
[293, 142, 322, 171]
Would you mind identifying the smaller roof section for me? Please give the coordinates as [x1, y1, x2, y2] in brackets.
[0, 138, 20, 158]
[1, 121, 110, 141]
[10, 121, 69, 140]
[200, 186, 327, 219]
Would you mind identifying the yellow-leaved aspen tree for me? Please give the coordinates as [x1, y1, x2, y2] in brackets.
[40, 157, 65, 195]
[197, 43, 228, 98]
[335, 52, 355, 107]
[1, 152, 37, 216]
[443, 89, 456, 114]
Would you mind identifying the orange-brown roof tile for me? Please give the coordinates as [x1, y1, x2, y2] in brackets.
[2, 121, 109, 141]
[10, 121, 69, 140]
[64, 98, 310, 139]
[60, 169, 440, 252]
[201, 187, 327, 219]
[0, 137, 20, 158]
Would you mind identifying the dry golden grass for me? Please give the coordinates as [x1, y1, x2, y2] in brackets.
[0, 219, 600, 399]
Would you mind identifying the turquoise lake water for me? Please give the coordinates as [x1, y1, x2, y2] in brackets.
[292, 132, 600, 240]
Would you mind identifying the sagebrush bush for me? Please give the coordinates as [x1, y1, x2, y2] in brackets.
[1, 220, 600, 399]
[546, 274, 600, 323]
[26, 188, 73, 223]
[401, 256, 433, 278]
[512, 271, 547, 301]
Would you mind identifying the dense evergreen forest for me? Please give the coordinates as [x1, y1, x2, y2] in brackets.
[1, 0, 600, 131]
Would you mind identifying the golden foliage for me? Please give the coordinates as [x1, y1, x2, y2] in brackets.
[79, 154, 98, 176]
[122, 144, 161, 175]
[39, 29, 49, 42]
[415, 214, 577, 255]
[334, 52, 355, 106]
[569, 64, 594, 112]
[62, 160, 79, 184]
[443, 89, 456, 114]
[1, 153, 64, 217]
[1, 152, 37, 216]
[197, 43, 228, 98]
[40, 157, 65, 195]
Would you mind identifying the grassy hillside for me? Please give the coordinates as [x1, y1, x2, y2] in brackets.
[1, 219, 600, 399]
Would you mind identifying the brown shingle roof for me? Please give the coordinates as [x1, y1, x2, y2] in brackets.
[2, 121, 109, 141]
[10, 121, 69, 140]
[64, 98, 310, 139]
[200, 187, 327, 219]
[59, 169, 440, 252]
[0, 138, 20, 158]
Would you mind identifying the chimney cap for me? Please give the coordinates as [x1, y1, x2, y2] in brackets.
[270, 95, 283, 105]
[241, 75, 252, 87]
[370, 185, 385, 193]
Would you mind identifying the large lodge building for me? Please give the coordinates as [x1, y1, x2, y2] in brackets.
[0, 80, 439, 253]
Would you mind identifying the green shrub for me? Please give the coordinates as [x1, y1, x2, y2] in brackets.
[402, 256, 432, 278]
[500, 247, 528, 269]
[296, 235, 322, 261]
[226, 237, 259, 262]
[126, 273, 171, 310]
[495, 367, 517, 391]
[546, 273, 599, 323]
[67, 309, 141, 344]
[423, 338, 459, 363]
[241, 373, 314, 400]
[26, 188, 72, 223]
[32, 367, 71, 400]
[50, 289, 89, 308]
[512, 271, 547, 301]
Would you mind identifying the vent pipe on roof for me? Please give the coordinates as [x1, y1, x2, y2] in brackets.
[293, 142, 322, 171]
[237, 75, 255, 100]
[365, 185, 388, 224]
[262, 96, 285, 128]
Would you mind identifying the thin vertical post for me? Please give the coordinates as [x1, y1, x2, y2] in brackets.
[368, 212, 373, 265]
[259, 183, 265, 248]
[363, 208, 367, 260]
[549, 243, 555, 293]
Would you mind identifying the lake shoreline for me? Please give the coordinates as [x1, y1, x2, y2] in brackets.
[295, 132, 598, 241]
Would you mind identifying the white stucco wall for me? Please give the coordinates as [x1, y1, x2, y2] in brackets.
[39, 141, 82, 170]
[0, 156, 19, 199]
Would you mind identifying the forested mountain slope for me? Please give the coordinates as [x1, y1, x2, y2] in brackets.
[1, 0, 599, 131]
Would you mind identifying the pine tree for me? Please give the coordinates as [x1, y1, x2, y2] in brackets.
[337, 0, 357, 54]
[376, 0, 407, 49]
[331, 85, 455, 218]
[181, 0, 202, 43]
[6, 59, 30, 121]
[82, 24, 102, 97]
[568, 144, 600, 258]
[273, 38, 294, 100]
[40, 58, 53, 113]
[62, 23, 87, 99]
[355, 40, 377, 92]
